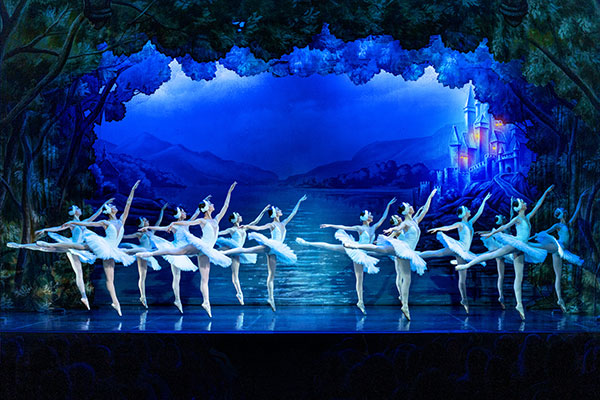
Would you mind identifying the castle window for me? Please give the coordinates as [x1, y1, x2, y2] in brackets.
[495, 120, 503, 127]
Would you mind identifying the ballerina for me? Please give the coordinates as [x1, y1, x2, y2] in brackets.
[530, 190, 587, 312]
[137, 182, 237, 317]
[295, 197, 396, 314]
[7, 199, 114, 310]
[120, 202, 169, 308]
[216, 204, 271, 305]
[419, 193, 492, 314]
[456, 185, 554, 320]
[63, 180, 141, 316]
[139, 206, 200, 313]
[343, 212, 427, 320]
[225, 195, 308, 311]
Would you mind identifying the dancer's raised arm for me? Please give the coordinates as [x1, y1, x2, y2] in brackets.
[415, 188, 438, 224]
[481, 216, 519, 238]
[428, 222, 461, 234]
[84, 198, 115, 223]
[170, 218, 206, 228]
[190, 207, 201, 220]
[215, 182, 237, 223]
[140, 225, 170, 232]
[248, 204, 271, 227]
[120, 180, 141, 224]
[569, 189, 589, 226]
[527, 185, 554, 219]
[283, 195, 307, 226]
[67, 220, 108, 229]
[470, 193, 492, 225]
[373, 197, 397, 230]
[244, 222, 274, 232]
[154, 202, 169, 226]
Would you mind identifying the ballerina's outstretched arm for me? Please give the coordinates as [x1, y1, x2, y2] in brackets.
[481, 216, 520, 239]
[154, 202, 169, 226]
[470, 193, 492, 225]
[140, 225, 170, 232]
[84, 198, 115, 223]
[120, 180, 141, 224]
[527, 185, 554, 220]
[282, 195, 308, 226]
[247, 204, 272, 227]
[215, 182, 237, 223]
[415, 188, 438, 224]
[122, 233, 141, 240]
[569, 189, 589, 226]
[218, 227, 236, 236]
[372, 197, 397, 230]
[244, 222, 274, 232]
[428, 222, 462, 234]
[321, 223, 362, 232]
[67, 220, 109, 229]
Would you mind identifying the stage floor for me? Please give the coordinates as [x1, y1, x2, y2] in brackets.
[1, 305, 599, 334]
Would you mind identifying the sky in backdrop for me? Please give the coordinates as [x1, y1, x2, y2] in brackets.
[99, 61, 469, 178]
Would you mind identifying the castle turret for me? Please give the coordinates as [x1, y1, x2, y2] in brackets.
[449, 125, 461, 168]
[474, 102, 490, 164]
[464, 85, 476, 139]
[490, 130, 504, 156]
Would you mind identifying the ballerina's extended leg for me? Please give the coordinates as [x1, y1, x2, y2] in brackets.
[296, 239, 346, 253]
[231, 257, 244, 305]
[456, 246, 514, 271]
[398, 259, 411, 320]
[353, 262, 366, 314]
[456, 256, 469, 314]
[66, 253, 90, 310]
[198, 255, 212, 317]
[170, 264, 183, 313]
[496, 258, 505, 309]
[266, 254, 277, 311]
[137, 258, 148, 308]
[514, 254, 526, 320]
[103, 260, 121, 316]
[552, 253, 567, 313]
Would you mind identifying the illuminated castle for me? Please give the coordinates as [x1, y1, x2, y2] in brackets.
[431, 85, 534, 191]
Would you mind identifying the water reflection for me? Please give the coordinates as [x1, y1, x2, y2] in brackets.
[236, 312, 245, 331]
[356, 315, 366, 331]
[174, 316, 183, 331]
[138, 310, 148, 331]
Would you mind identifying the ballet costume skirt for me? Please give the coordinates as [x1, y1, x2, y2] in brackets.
[436, 221, 479, 263]
[248, 222, 297, 265]
[120, 232, 161, 271]
[482, 234, 513, 264]
[334, 228, 380, 274]
[184, 219, 232, 267]
[151, 225, 197, 271]
[377, 234, 427, 275]
[535, 228, 584, 266]
[46, 224, 96, 264]
[82, 220, 136, 266]
[494, 216, 547, 264]
[216, 228, 257, 264]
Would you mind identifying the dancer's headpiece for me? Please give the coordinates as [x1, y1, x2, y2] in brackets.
[554, 208, 566, 220]
[102, 203, 113, 214]
[390, 215, 401, 226]
[200, 195, 213, 213]
[231, 212, 241, 224]
[270, 206, 281, 218]
[138, 217, 148, 228]
[401, 202, 411, 215]
[360, 210, 372, 222]
[513, 198, 525, 212]
[174, 207, 185, 219]
[68, 205, 80, 216]
[458, 206, 469, 218]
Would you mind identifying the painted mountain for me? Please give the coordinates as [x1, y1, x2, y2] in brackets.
[285, 123, 456, 187]
[95, 132, 279, 186]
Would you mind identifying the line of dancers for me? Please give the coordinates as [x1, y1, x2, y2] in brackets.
[7, 181, 586, 321]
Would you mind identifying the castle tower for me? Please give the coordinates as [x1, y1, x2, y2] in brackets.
[449, 125, 461, 168]
[474, 102, 490, 164]
[490, 130, 504, 156]
[464, 85, 476, 140]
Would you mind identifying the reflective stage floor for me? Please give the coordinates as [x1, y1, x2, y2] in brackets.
[1, 305, 599, 334]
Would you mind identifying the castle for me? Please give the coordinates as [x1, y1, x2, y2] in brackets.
[429, 85, 534, 193]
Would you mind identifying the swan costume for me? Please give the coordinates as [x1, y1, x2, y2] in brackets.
[120, 226, 161, 271]
[248, 222, 297, 265]
[216, 228, 257, 264]
[535, 224, 584, 266]
[334, 228, 380, 274]
[494, 216, 547, 263]
[436, 221, 480, 263]
[185, 219, 232, 267]
[381, 218, 427, 275]
[152, 224, 198, 272]
[83, 219, 136, 266]
[46, 225, 96, 264]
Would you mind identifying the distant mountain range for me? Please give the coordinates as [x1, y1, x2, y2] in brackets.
[95, 132, 279, 185]
[284, 123, 456, 186]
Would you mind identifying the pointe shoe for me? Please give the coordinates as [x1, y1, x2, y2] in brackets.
[81, 297, 90, 310]
[356, 301, 366, 315]
[174, 300, 183, 314]
[140, 296, 148, 309]
[516, 304, 526, 321]
[202, 302, 212, 318]
[267, 298, 277, 312]
[295, 238, 308, 245]
[111, 303, 122, 317]
[557, 299, 567, 313]
[498, 296, 506, 310]
[236, 293, 245, 305]
[461, 299, 470, 314]
[401, 304, 411, 321]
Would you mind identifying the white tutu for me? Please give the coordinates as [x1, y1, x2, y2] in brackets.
[82, 230, 135, 266]
[495, 233, 547, 264]
[216, 237, 258, 264]
[47, 232, 96, 264]
[184, 232, 232, 268]
[334, 230, 380, 274]
[152, 236, 198, 271]
[377, 235, 427, 275]
[120, 243, 161, 271]
[248, 232, 297, 265]
[436, 232, 478, 263]
[481, 235, 513, 264]
[536, 232, 584, 266]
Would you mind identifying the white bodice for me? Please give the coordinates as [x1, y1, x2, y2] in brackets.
[515, 216, 531, 242]
[403, 219, 421, 250]
[172, 224, 189, 246]
[556, 223, 570, 246]
[200, 219, 219, 246]
[230, 227, 247, 247]
[139, 232, 153, 249]
[358, 226, 376, 244]
[271, 222, 286, 242]
[458, 221, 474, 249]
[105, 219, 124, 246]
